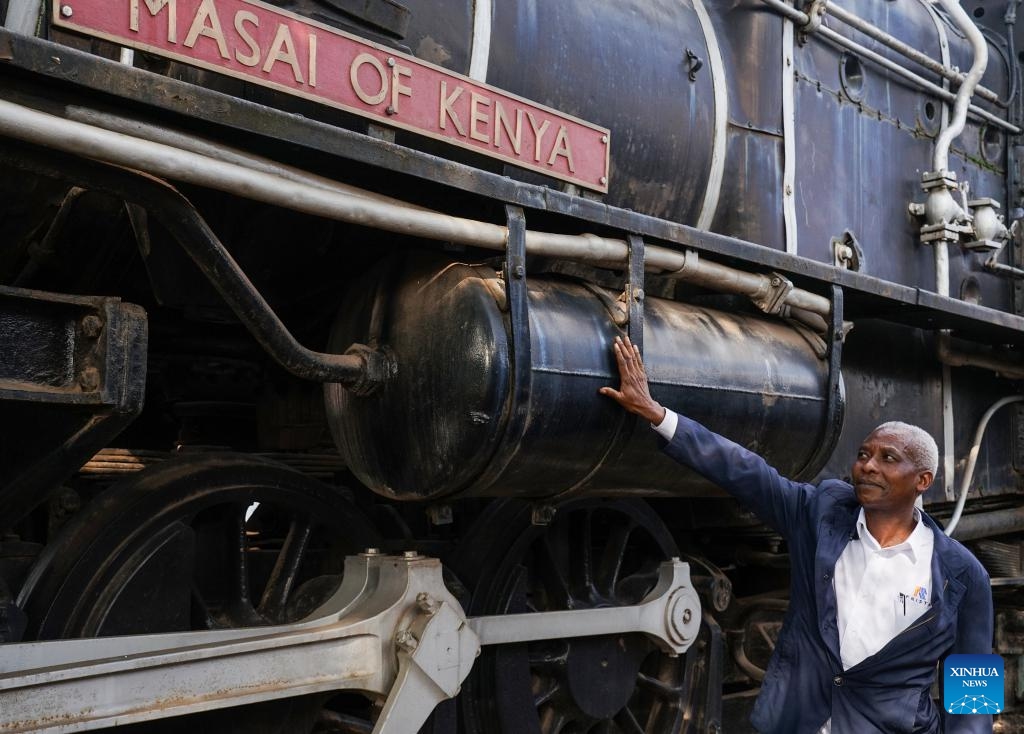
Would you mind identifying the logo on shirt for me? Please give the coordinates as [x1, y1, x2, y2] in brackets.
[896, 586, 929, 615]
[944, 654, 1004, 714]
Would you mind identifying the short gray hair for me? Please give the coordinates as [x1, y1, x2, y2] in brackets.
[871, 421, 939, 476]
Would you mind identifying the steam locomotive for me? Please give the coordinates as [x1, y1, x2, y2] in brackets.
[0, 0, 1022, 731]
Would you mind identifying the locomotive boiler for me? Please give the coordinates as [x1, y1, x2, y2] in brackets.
[0, 0, 1022, 732]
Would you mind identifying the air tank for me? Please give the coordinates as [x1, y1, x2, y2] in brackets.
[325, 257, 839, 501]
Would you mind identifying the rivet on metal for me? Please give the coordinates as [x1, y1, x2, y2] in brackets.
[60, 5, 73, 17]
[80, 314, 103, 338]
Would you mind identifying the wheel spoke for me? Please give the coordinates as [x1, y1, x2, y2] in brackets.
[227, 503, 256, 612]
[537, 535, 573, 609]
[569, 509, 597, 601]
[613, 706, 645, 734]
[533, 677, 562, 707]
[596, 521, 634, 598]
[258, 515, 313, 620]
[635, 671, 682, 701]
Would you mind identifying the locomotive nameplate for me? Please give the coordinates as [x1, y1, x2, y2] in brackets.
[52, 0, 611, 193]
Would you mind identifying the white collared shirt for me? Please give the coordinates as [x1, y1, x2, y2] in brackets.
[651, 411, 935, 734]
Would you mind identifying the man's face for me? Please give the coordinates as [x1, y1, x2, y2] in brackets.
[850, 429, 933, 513]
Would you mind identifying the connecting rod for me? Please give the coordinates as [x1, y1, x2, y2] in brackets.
[0, 555, 701, 734]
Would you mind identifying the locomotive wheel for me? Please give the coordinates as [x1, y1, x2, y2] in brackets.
[15, 453, 392, 733]
[456, 499, 690, 734]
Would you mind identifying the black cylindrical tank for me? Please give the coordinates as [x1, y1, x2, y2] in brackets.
[326, 258, 835, 500]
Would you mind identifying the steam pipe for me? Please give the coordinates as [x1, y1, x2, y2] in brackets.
[933, 0, 990, 171]
[0, 98, 833, 320]
[946, 395, 1024, 536]
[758, 0, 1018, 133]
[824, 1, 1005, 107]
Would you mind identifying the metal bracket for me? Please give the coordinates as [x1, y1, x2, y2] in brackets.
[476, 206, 533, 492]
[794, 285, 845, 481]
[0, 555, 701, 733]
[749, 272, 795, 316]
[625, 234, 646, 352]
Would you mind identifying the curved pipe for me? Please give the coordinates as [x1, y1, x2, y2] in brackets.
[0, 98, 832, 320]
[946, 395, 1024, 537]
[933, 0, 989, 172]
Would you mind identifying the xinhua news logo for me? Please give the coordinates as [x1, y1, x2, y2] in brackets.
[944, 654, 1004, 715]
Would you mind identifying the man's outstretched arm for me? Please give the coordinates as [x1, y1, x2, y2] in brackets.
[600, 335, 816, 536]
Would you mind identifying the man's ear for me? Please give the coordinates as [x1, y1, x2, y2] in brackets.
[916, 470, 934, 492]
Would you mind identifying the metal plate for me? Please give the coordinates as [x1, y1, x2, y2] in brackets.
[51, 0, 611, 192]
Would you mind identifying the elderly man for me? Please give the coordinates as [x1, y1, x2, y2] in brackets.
[600, 335, 993, 734]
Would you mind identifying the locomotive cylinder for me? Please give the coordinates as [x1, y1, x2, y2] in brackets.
[326, 258, 837, 500]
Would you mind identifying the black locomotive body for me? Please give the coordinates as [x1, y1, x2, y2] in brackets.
[0, 0, 1023, 732]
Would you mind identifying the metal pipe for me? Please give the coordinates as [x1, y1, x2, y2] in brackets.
[825, 1, 1004, 106]
[946, 506, 1024, 542]
[937, 332, 1024, 379]
[3, 141, 375, 386]
[759, 0, 1018, 133]
[946, 394, 1024, 537]
[0, 98, 833, 320]
[933, 0, 990, 171]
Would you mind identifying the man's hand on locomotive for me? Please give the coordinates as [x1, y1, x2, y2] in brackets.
[598, 335, 666, 425]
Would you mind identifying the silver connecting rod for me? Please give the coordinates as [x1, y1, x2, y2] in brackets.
[0, 98, 831, 320]
[0, 555, 700, 734]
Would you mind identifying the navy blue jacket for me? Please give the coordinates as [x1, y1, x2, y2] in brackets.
[663, 414, 993, 734]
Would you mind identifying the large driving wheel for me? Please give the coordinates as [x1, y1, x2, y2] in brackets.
[16, 454, 391, 733]
[455, 498, 695, 734]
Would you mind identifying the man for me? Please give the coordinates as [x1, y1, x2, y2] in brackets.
[600, 335, 993, 734]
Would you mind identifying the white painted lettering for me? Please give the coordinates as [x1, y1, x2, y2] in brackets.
[308, 34, 318, 88]
[262, 24, 304, 83]
[494, 101, 522, 154]
[391, 62, 412, 113]
[470, 92, 490, 143]
[547, 125, 576, 172]
[350, 53, 388, 105]
[130, 0, 176, 44]
[183, 0, 229, 59]
[527, 112, 551, 162]
[233, 11, 260, 67]
[439, 81, 466, 136]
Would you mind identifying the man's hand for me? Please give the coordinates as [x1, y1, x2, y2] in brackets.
[599, 335, 667, 425]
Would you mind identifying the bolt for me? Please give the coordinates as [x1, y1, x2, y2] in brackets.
[364, 547, 381, 556]
[385, 105, 397, 115]
[417, 592, 440, 614]
[601, 135, 609, 144]
[403, 550, 419, 560]
[683, 608, 692, 625]
[770, 276, 782, 287]
[60, 5, 73, 17]
[78, 366, 100, 391]
[387, 57, 396, 67]
[633, 288, 645, 302]
[396, 630, 418, 651]
[80, 314, 103, 339]
[512, 264, 526, 279]
[600, 176, 608, 185]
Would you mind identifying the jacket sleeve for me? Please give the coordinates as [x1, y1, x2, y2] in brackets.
[944, 563, 995, 734]
[661, 412, 817, 538]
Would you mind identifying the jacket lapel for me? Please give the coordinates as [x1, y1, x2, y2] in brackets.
[815, 503, 860, 663]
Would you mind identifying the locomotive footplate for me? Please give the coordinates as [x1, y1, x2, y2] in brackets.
[0, 553, 701, 734]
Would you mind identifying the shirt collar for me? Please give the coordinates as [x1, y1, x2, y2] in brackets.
[855, 507, 933, 562]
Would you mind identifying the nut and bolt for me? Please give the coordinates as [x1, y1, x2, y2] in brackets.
[416, 592, 440, 615]
[396, 630, 418, 651]
[60, 5, 73, 17]
[601, 135, 609, 144]
[78, 366, 100, 391]
[385, 106, 397, 115]
[512, 264, 526, 279]
[80, 315, 103, 339]
[403, 550, 420, 560]
[600, 176, 608, 185]
[682, 608, 692, 624]
[387, 57, 396, 67]
[364, 547, 381, 556]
